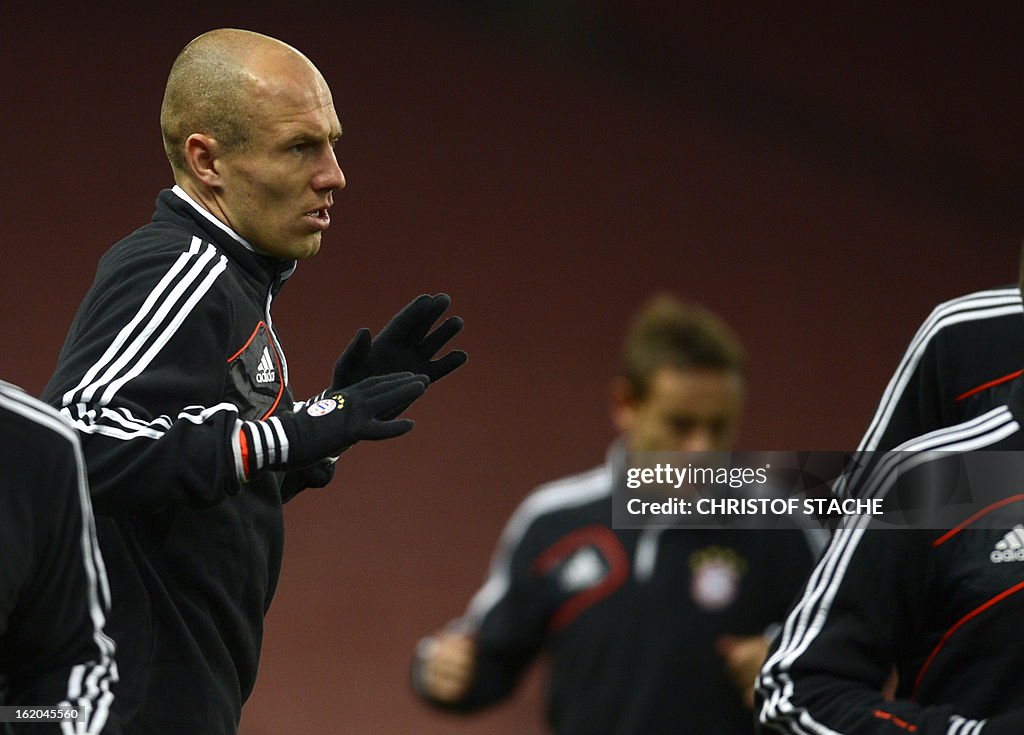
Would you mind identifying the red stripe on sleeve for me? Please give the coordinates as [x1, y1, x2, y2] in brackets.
[239, 427, 251, 480]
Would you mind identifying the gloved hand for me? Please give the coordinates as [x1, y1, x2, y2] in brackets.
[280, 458, 337, 502]
[236, 372, 427, 481]
[331, 294, 468, 390]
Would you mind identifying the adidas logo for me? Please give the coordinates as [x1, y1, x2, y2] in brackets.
[990, 525, 1024, 563]
[255, 346, 276, 384]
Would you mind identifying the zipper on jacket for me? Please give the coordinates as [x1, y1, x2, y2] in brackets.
[264, 262, 295, 388]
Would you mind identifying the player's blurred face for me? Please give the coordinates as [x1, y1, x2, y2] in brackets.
[214, 60, 345, 260]
[618, 366, 744, 453]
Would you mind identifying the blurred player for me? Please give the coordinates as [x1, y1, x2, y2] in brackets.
[0, 380, 117, 733]
[412, 294, 818, 734]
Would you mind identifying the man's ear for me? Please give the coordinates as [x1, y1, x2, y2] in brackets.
[610, 376, 636, 435]
[184, 133, 223, 187]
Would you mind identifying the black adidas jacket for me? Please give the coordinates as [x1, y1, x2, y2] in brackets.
[0, 380, 117, 734]
[415, 450, 819, 734]
[42, 188, 318, 734]
[758, 392, 1024, 734]
[757, 288, 1024, 734]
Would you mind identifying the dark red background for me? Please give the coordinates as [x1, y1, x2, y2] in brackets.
[2, 4, 1020, 733]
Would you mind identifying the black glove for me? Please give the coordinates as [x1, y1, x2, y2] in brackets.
[331, 294, 468, 389]
[236, 373, 427, 481]
[280, 459, 337, 502]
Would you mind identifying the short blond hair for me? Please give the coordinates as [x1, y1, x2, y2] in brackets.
[621, 294, 746, 398]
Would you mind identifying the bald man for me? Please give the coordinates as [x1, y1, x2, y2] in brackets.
[42, 29, 465, 734]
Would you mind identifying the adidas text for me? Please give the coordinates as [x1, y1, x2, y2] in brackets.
[991, 548, 1024, 564]
[990, 525, 1024, 563]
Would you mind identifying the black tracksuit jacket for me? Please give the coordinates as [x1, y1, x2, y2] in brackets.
[757, 287, 1024, 735]
[42, 189, 313, 734]
[415, 452, 819, 734]
[0, 381, 117, 734]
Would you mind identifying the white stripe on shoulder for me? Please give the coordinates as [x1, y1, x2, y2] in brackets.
[860, 287, 1022, 451]
[464, 465, 612, 625]
[96, 248, 228, 406]
[62, 237, 204, 406]
[502, 465, 612, 543]
[61, 239, 228, 408]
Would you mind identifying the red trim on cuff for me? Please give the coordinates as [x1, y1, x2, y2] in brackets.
[239, 427, 251, 480]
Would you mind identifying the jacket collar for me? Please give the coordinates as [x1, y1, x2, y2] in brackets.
[153, 187, 297, 289]
[171, 185, 256, 252]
